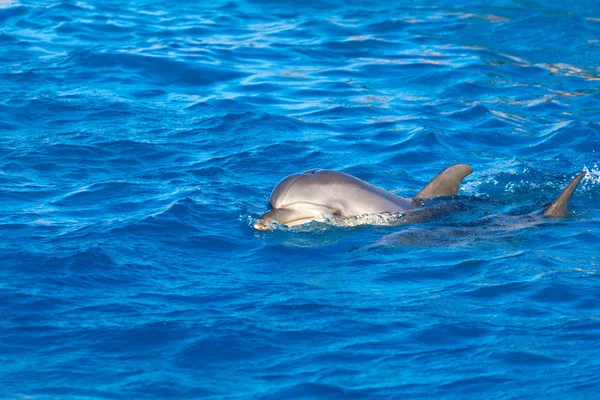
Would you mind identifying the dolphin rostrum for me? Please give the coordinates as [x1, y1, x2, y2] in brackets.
[254, 164, 473, 230]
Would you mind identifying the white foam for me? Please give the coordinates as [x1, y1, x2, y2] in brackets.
[330, 212, 406, 227]
[460, 173, 498, 197]
[582, 164, 600, 187]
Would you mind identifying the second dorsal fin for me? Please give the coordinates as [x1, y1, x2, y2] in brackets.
[414, 164, 473, 200]
[543, 171, 586, 218]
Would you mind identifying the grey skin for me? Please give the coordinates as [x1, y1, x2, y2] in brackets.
[254, 164, 473, 230]
[542, 171, 587, 218]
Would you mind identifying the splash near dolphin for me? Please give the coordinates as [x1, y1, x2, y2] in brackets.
[254, 165, 586, 230]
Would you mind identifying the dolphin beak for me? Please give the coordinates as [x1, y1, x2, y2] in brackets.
[254, 209, 277, 231]
[253, 208, 320, 230]
[253, 219, 270, 231]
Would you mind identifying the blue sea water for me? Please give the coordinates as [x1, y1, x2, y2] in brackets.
[1, 0, 600, 398]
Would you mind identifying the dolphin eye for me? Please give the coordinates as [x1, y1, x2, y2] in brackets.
[303, 170, 316, 175]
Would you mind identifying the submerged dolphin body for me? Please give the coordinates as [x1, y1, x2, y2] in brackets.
[373, 171, 588, 247]
[254, 164, 473, 230]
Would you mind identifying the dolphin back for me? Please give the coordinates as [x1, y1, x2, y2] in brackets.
[414, 164, 473, 201]
[543, 171, 587, 218]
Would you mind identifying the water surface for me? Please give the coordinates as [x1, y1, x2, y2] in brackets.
[1, 0, 600, 398]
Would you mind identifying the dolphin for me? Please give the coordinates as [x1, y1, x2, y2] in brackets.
[372, 170, 588, 247]
[254, 164, 473, 230]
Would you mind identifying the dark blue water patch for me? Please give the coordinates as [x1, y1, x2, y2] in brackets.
[412, 322, 495, 346]
[95, 139, 177, 161]
[0, 5, 27, 24]
[3, 246, 116, 277]
[503, 305, 555, 319]
[525, 120, 596, 155]
[130, 88, 168, 98]
[174, 331, 278, 370]
[457, 281, 532, 299]
[50, 182, 148, 208]
[259, 382, 374, 400]
[377, 259, 484, 282]
[447, 104, 492, 121]
[438, 375, 515, 394]
[528, 283, 581, 303]
[490, 350, 565, 367]
[86, 321, 192, 356]
[66, 50, 249, 86]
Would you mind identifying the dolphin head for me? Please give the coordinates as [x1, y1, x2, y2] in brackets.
[254, 170, 341, 230]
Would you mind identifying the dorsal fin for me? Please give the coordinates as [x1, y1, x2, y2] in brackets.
[543, 171, 586, 218]
[414, 164, 473, 200]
